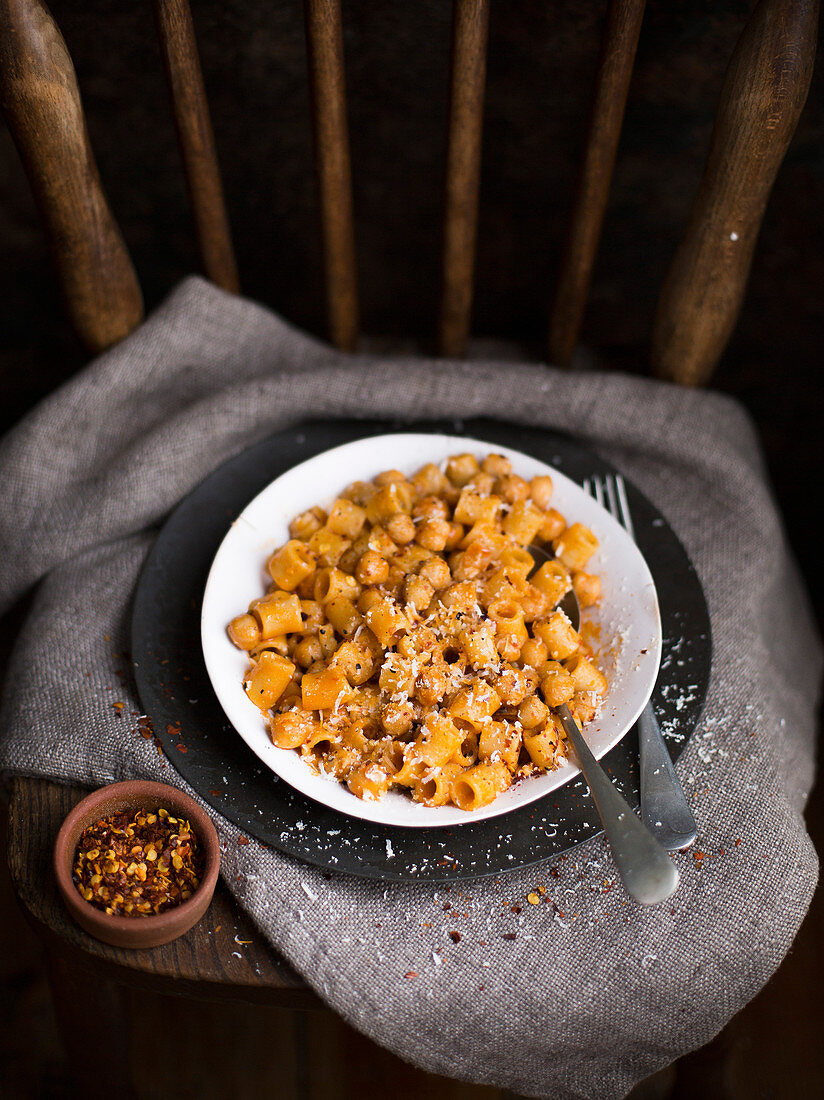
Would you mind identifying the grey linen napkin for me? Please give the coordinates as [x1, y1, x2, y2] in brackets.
[1, 277, 820, 1100]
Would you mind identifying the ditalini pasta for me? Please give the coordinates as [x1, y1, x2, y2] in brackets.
[227, 453, 607, 811]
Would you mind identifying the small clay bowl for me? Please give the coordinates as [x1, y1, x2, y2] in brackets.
[54, 780, 220, 949]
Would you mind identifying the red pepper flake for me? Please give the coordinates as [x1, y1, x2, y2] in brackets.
[479, 984, 485, 991]
[237, 836, 250, 846]
[176, 744, 188, 753]
[72, 807, 201, 917]
[502, 933, 516, 941]
[735, 838, 741, 846]
[479, 940, 487, 946]
[112, 701, 125, 712]
[209, 789, 222, 797]
[404, 971, 417, 980]
[448, 931, 461, 943]
[443, 903, 451, 911]
[166, 723, 180, 737]
[510, 905, 522, 914]
[139, 730, 153, 740]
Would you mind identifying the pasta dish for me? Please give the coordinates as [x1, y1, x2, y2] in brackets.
[227, 452, 606, 812]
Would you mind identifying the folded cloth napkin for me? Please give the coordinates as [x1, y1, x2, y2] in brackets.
[1, 277, 820, 1099]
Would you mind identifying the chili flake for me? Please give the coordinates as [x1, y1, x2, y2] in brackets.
[72, 807, 202, 917]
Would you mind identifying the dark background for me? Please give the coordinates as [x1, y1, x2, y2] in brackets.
[1, 0, 822, 626]
[1, 2, 822, 1094]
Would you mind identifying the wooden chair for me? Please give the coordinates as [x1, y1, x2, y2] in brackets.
[1, 1, 820, 1096]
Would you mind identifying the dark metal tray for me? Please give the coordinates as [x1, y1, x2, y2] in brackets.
[132, 418, 711, 882]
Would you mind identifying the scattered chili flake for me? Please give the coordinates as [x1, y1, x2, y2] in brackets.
[448, 931, 461, 944]
[510, 905, 522, 915]
[209, 789, 222, 797]
[735, 838, 741, 846]
[112, 702, 125, 712]
[237, 836, 250, 846]
[537, 885, 547, 895]
[527, 893, 540, 905]
[502, 933, 516, 941]
[72, 807, 202, 917]
[166, 723, 179, 738]
[176, 744, 188, 754]
[404, 971, 417, 980]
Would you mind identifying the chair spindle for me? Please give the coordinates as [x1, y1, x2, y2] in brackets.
[304, 0, 359, 352]
[0, 0, 143, 352]
[548, 0, 646, 367]
[153, 0, 240, 295]
[651, 0, 820, 386]
[438, 0, 490, 358]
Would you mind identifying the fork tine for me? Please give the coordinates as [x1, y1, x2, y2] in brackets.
[593, 477, 604, 508]
[613, 473, 636, 541]
[605, 474, 620, 525]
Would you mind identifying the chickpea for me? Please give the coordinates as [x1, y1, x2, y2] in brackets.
[403, 574, 434, 613]
[496, 474, 530, 504]
[416, 517, 451, 552]
[293, 635, 323, 669]
[417, 556, 452, 590]
[386, 512, 416, 545]
[529, 475, 554, 511]
[518, 694, 549, 730]
[481, 453, 512, 477]
[446, 453, 481, 486]
[356, 549, 390, 586]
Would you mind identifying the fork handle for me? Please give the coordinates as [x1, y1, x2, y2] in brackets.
[557, 705, 679, 905]
[639, 703, 698, 851]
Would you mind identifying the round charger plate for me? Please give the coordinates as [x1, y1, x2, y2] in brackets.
[132, 418, 711, 882]
[201, 432, 662, 828]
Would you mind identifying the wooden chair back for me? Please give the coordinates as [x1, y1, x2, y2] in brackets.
[0, 0, 819, 385]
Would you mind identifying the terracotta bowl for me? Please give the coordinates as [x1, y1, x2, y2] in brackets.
[54, 780, 220, 949]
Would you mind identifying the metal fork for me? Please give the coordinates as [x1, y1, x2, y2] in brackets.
[583, 473, 698, 851]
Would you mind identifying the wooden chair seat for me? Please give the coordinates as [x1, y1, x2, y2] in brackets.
[8, 776, 318, 1009]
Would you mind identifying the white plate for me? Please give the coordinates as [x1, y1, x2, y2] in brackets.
[201, 433, 661, 828]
